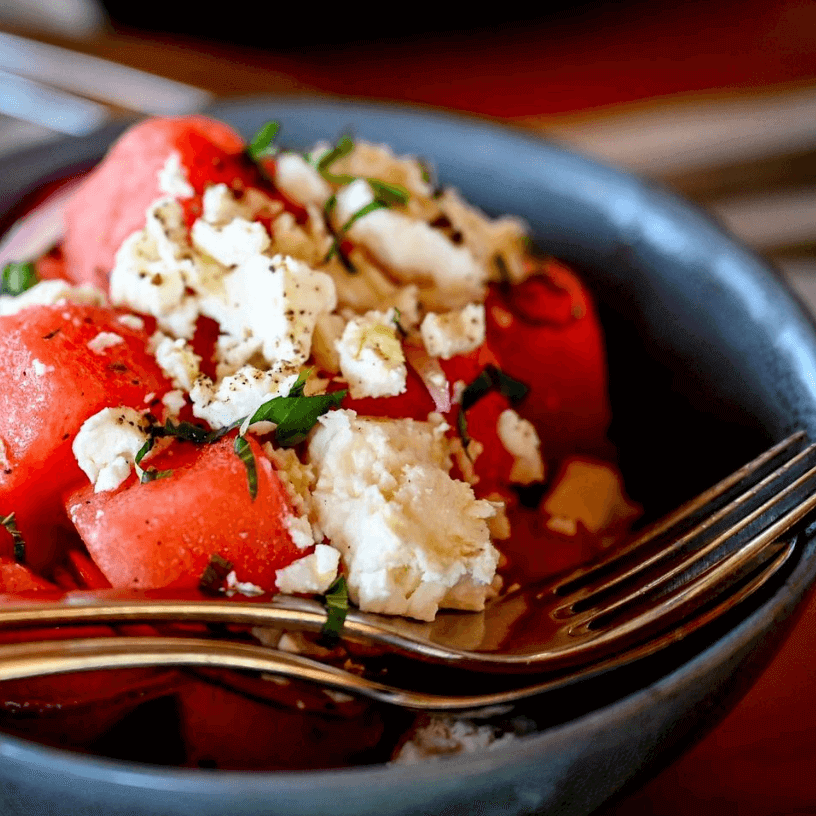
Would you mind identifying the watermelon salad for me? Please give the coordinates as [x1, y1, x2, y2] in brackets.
[0, 116, 639, 767]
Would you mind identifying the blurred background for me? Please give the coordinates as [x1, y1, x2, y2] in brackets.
[1, 1, 815, 812]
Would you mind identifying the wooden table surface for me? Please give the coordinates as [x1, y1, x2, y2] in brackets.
[3, 2, 816, 811]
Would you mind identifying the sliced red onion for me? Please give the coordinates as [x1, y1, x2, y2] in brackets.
[404, 343, 451, 413]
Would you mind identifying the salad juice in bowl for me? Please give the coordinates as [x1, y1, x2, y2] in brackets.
[0, 99, 815, 815]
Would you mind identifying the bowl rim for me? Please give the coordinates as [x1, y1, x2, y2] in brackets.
[1, 94, 816, 807]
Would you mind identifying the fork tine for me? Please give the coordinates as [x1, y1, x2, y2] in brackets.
[553, 449, 816, 655]
[552, 432, 812, 607]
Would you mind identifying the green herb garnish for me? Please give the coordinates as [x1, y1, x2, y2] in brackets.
[320, 575, 349, 646]
[249, 387, 346, 448]
[1, 512, 26, 565]
[316, 134, 355, 181]
[199, 553, 234, 595]
[325, 200, 388, 262]
[233, 435, 258, 500]
[457, 365, 529, 457]
[460, 364, 529, 411]
[1, 262, 38, 296]
[246, 120, 280, 161]
[367, 179, 410, 206]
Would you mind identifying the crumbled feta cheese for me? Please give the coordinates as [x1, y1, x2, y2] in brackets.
[436, 188, 529, 284]
[334, 180, 487, 309]
[0, 280, 105, 316]
[273, 153, 333, 207]
[335, 309, 407, 399]
[496, 409, 545, 485]
[275, 544, 340, 594]
[161, 389, 186, 418]
[393, 716, 517, 764]
[72, 407, 149, 492]
[149, 332, 201, 391]
[200, 183, 281, 226]
[87, 332, 125, 354]
[197, 254, 337, 369]
[109, 198, 199, 338]
[224, 570, 265, 597]
[31, 359, 49, 376]
[308, 410, 499, 621]
[190, 364, 300, 429]
[420, 304, 485, 360]
[191, 217, 270, 268]
[157, 151, 195, 199]
[263, 444, 322, 544]
[543, 459, 638, 534]
[117, 314, 145, 331]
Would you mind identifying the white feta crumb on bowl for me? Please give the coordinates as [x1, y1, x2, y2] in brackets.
[496, 409, 545, 485]
[420, 303, 485, 359]
[72, 407, 149, 492]
[335, 309, 407, 399]
[307, 409, 499, 621]
[87, 332, 125, 354]
[275, 544, 340, 594]
[393, 717, 518, 764]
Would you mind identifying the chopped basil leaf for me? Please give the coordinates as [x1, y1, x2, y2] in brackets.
[288, 367, 312, 399]
[316, 134, 355, 180]
[139, 467, 172, 484]
[460, 364, 528, 412]
[392, 308, 407, 339]
[249, 388, 346, 447]
[457, 407, 472, 454]
[199, 553, 234, 595]
[325, 200, 387, 261]
[367, 179, 409, 206]
[1, 512, 26, 565]
[233, 435, 258, 500]
[246, 121, 280, 161]
[320, 575, 349, 645]
[1, 262, 38, 296]
[457, 366, 529, 456]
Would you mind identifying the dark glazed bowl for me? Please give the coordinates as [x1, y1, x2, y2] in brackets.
[1, 97, 816, 816]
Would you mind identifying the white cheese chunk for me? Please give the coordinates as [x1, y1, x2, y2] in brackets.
[190, 364, 300, 429]
[496, 409, 545, 485]
[334, 180, 487, 308]
[197, 253, 337, 368]
[273, 153, 333, 207]
[275, 544, 340, 594]
[420, 304, 485, 359]
[0, 280, 105, 316]
[335, 308, 406, 399]
[72, 407, 149, 493]
[308, 410, 499, 621]
[149, 332, 201, 391]
[109, 198, 199, 338]
[157, 151, 195, 199]
[87, 332, 124, 354]
[191, 217, 270, 268]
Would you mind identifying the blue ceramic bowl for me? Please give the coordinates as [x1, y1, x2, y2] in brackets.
[1, 98, 816, 816]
